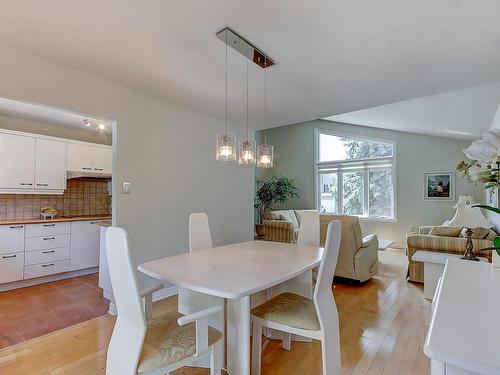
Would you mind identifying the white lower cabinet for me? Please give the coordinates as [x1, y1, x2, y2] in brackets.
[0, 252, 24, 283]
[0, 219, 105, 285]
[70, 220, 103, 271]
[25, 247, 71, 266]
[24, 260, 70, 279]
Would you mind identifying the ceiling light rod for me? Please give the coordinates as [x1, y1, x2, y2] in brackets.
[216, 27, 275, 69]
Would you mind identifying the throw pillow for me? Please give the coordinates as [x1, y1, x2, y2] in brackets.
[459, 227, 490, 240]
[265, 212, 280, 220]
[428, 226, 463, 237]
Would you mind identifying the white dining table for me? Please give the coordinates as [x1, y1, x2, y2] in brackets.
[138, 240, 323, 375]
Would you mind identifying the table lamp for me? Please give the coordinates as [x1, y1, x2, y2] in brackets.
[448, 195, 492, 261]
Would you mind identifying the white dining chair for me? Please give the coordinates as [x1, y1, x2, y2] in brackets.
[251, 220, 342, 375]
[105, 227, 223, 375]
[297, 210, 320, 247]
[189, 212, 213, 251]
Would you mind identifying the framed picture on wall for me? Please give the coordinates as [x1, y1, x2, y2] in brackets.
[486, 188, 499, 208]
[424, 171, 455, 201]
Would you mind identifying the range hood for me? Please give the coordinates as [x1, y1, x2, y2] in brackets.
[66, 171, 112, 179]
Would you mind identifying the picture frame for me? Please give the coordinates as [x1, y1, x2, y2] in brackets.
[423, 171, 455, 201]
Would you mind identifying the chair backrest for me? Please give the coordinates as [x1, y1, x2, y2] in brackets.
[319, 214, 362, 249]
[106, 227, 147, 374]
[189, 213, 213, 252]
[297, 210, 320, 246]
[313, 220, 341, 330]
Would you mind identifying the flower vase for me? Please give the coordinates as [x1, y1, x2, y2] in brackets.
[493, 250, 500, 268]
[492, 237, 500, 268]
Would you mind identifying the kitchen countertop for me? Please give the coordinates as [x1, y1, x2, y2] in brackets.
[0, 215, 112, 226]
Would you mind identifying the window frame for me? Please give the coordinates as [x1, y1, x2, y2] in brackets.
[314, 129, 397, 222]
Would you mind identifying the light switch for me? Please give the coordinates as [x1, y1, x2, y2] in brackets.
[121, 181, 132, 194]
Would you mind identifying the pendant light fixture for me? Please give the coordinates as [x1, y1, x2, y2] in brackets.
[216, 29, 236, 161]
[257, 57, 274, 168]
[239, 46, 256, 165]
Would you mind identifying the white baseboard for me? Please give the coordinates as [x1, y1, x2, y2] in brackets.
[152, 285, 178, 302]
[0, 267, 99, 292]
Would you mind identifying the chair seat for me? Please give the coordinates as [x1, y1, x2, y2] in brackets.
[251, 292, 321, 331]
[137, 310, 222, 374]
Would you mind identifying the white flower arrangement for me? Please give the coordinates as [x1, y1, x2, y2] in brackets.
[457, 130, 500, 189]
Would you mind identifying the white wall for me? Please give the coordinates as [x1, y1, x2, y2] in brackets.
[257, 119, 484, 246]
[0, 43, 254, 282]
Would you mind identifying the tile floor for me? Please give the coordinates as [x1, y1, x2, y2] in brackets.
[0, 273, 109, 349]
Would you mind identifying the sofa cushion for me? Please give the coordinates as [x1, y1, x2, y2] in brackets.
[428, 226, 462, 237]
[486, 229, 498, 241]
[267, 210, 299, 229]
[265, 212, 280, 220]
[459, 227, 491, 239]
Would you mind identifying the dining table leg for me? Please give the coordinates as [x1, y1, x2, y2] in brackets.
[227, 295, 251, 375]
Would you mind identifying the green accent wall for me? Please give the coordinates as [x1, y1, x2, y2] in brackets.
[256, 119, 483, 246]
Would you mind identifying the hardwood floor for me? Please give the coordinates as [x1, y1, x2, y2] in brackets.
[0, 249, 430, 375]
[0, 273, 109, 349]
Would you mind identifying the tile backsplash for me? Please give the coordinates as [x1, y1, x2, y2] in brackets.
[0, 178, 111, 220]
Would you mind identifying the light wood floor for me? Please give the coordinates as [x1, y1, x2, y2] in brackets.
[0, 248, 430, 375]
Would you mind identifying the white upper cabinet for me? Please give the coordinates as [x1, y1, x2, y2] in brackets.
[0, 133, 35, 189]
[67, 143, 112, 174]
[35, 138, 66, 190]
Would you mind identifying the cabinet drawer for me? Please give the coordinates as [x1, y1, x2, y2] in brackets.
[25, 222, 70, 238]
[0, 224, 25, 255]
[25, 234, 70, 251]
[0, 252, 24, 283]
[25, 247, 70, 266]
[24, 259, 70, 279]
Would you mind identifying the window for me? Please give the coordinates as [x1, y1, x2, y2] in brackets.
[316, 131, 396, 220]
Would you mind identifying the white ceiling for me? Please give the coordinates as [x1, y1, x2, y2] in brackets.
[0, 98, 112, 133]
[325, 82, 500, 140]
[0, 1, 499, 135]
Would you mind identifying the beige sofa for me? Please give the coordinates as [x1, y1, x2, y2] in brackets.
[263, 210, 379, 282]
[406, 226, 496, 283]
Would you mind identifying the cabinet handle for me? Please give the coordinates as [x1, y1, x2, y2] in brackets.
[42, 250, 55, 254]
[2, 255, 16, 259]
[20, 183, 33, 186]
[42, 263, 54, 268]
[9, 225, 23, 229]
[82, 167, 92, 170]
[36, 183, 49, 187]
[43, 224, 56, 227]
[43, 237, 56, 241]
[90, 221, 100, 224]
[93, 168, 104, 171]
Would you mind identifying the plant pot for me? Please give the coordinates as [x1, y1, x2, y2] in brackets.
[255, 223, 265, 237]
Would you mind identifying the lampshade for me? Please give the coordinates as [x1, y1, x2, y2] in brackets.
[448, 205, 492, 228]
[238, 139, 256, 165]
[216, 134, 236, 161]
[453, 195, 477, 209]
[257, 144, 274, 168]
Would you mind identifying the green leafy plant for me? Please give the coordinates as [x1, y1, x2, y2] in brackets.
[255, 176, 299, 224]
[473, 204, 500, 256]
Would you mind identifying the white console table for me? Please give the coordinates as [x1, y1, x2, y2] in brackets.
[411, 251, 487, 300]
[424, 259, 500, 375]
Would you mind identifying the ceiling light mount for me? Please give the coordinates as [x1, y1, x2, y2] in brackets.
[216, 27, 275, 69]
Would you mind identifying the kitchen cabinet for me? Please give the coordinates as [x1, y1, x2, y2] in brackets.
[0, 133, 35, 189]
[67, 143, 112, 174]
[70, 220, 104, 271]
[35, 138, 66, 190]
[0, 252, 24, 283]
[0, 224, 25, 255]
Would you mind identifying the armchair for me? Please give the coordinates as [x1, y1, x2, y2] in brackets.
[320, 215, 379, 282]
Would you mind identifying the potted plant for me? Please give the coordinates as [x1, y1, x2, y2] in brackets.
[254, 176, 299, 237]
[472, 204, 500, 267]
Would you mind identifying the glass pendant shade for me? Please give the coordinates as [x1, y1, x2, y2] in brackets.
[216, 134, 236, 161]
[257, 144, 274, 168]
[239, 139, 256, 165]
